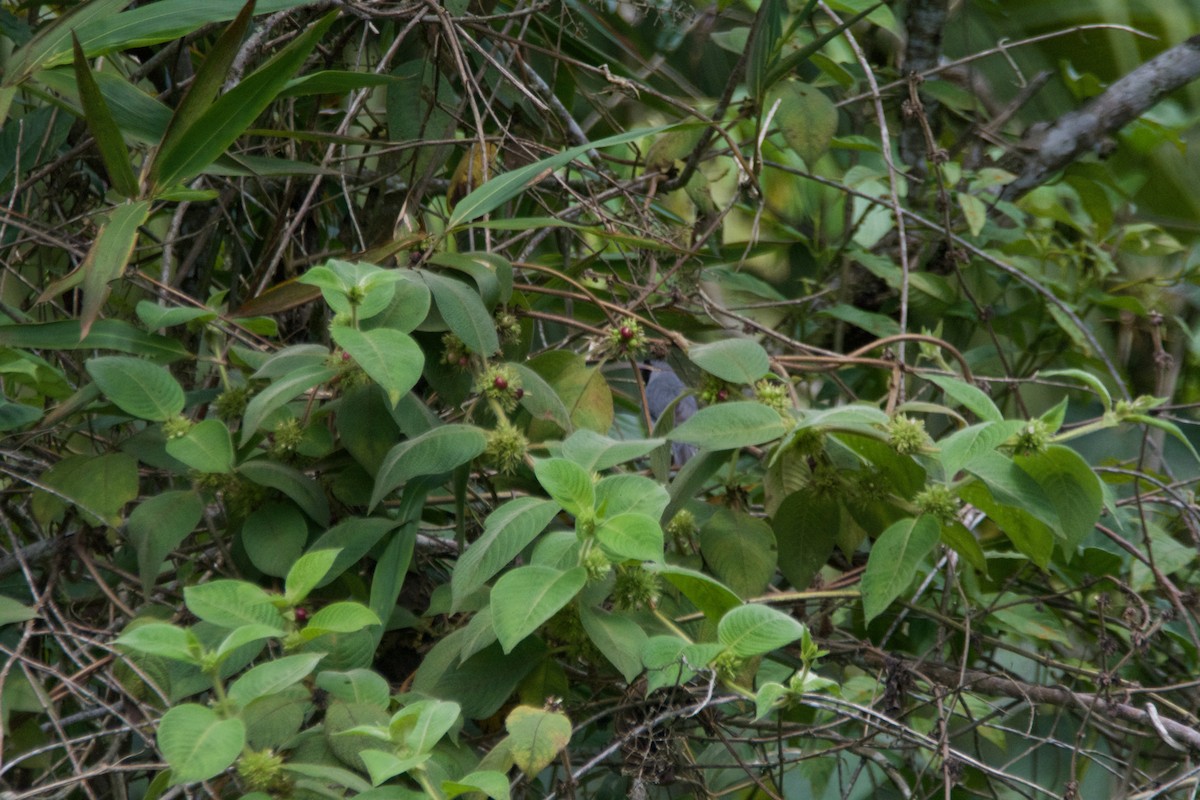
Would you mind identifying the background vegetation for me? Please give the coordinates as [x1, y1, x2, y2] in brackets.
[3, 0, 1200, 797]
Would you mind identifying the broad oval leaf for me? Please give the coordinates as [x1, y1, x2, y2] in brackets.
[285, 549, 342, 604]
[669, 402, 788, 450]
[770, 81, 837, 166]
[228, 653, 325, 707]
[126, 489, 204, 593]
[157, 703, 245, 785]
[241, 364, 338, 443]
[490, 566, 586, 653]
[594, 512, 664, 563]
[717, 603, 807, 658]
[331, 325, 423, 406]
[165, 418, 234, 473]
[184, 580, 284, 630]
[86, 355, 184, 421]
[451, 497, 561, 612]
[688, 339, 770, 384]
[533, 458, 594, 518]
[861, 515, 941, 623]
[371, 424, 487, 511]
[505, 705, 572, 778]
[421, 271, 500, 356]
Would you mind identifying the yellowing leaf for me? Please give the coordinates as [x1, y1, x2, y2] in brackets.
[505, 705, 571, 777]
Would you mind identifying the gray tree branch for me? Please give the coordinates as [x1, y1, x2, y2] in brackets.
[1000, 34, 1200, 201]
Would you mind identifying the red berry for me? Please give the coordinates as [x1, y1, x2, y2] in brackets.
[514, 388, 525, 400]
[294, 607, 309, 622]
[619, 326, 634, 340]
[458, 356, 469, 367]
[341, 351, 351, 362]
[717, 389, 729, 401]
[493, 376, 509, 391]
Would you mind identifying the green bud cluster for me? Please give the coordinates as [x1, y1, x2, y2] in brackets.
[887, 414, 930, 455]
[478, 364, 523, 412]
[606, 317, 647, 358]
[612, 565, 660, 611]
[486, 420, 528, 474]
[161, 415, 193, 440]
[914, 483, 960, 524]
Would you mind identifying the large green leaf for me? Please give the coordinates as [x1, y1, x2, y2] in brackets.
[490, 566, 586, 653]
[579, 606, 647, 682]
[371, 424, 487, 511]
[770, 81, 837, 166]
[165, 419, 235, 473]
[331, 325, 424, 406]
[669, 402, 788, 450]
[594, 512, 664, 563]
[688, 339, 770, 384]
[241, 364, 338, 443]
[86, 355, 183, 421]
[526, 351, 612, 436]
[184, 580, 284, 630]
[151, 11, 336, 189]
[420, 272, 500, 356]
[0, 320, 188, 361]
[238, 459, 330, 525]
[34, 452, 139, 528]
[861, 515, 941, 623]
[701, 508, 777, 598]
[241, 502, 308, 578]
[228, 653, 325, 707]
[126, 490, 204, 593]
[1015, 445, 1103, 556]
[158, 704, 245, 785]
[646, 564, 741, 622]
[451, 497, 561, 611]
[717, 603, 806, 658]
[533, 458, 594, 518]
[2, 0, 133, 94]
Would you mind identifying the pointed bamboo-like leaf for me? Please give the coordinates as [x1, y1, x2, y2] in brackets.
[152, 11, 335, 190]
[72, 34, 138, 197]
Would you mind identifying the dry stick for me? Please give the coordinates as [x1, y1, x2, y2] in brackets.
[999, 34, 1200, 201]
[820, 2, 911, 411]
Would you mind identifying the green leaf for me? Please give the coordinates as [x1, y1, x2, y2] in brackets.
[390, 698, 461, 754]
[71, 34, 138, 196]
[560, 429, 664, 472]
[152, 0, 254, 174]
[700, 508, 777, 598]
[371, 425, 487, 511]
[595, 513, 664, 563]
[747, 0, 783, 101]
[115, 622, 199, 663]
[447, 125, 669, 229]
[86, 354, 183, 422]
[0, 320, 188, 362]
[533, 458, 594, 518]
[184, 580, 284, 630]
[939, 421, 1024, 480]
[3, 0, 133, 90]
[280, 69, 401, 97]
[360, 751, 430, 786]
[443, 770, 511, 800]
[925, 374, 1002, 423]
[241, 363, 338, 443]
[302, 602, 381, 637]
[770, 81, 838, 165]
[34, 452, 138, 528]
[76, 200, 151, 337]
[126, 490, 204, 593]
[165, 419, 235, 473]
[526, 351, 613, 436]
[213, 624, 284, 659]
[331, 326, 423, 406]
[646, 564, 741, 622]
[285, 549, 343, 604]
[594, 474, 669, 521]
[579, 606, 648, 682]
[241, 502, 308, 578]
[1014, 445, 1103, 556]
[861, 515, 941, 623]
[157, 703, 245, 785]
[421, 271, 500, 356]
[228, 653, 325, 707]
[505, 705, 572, 778]
[688, 339, 771, 384]
[151, 12, 336, 189]
[1038, 368, 1113, 410]
[717, 603, 807, 658]
[315, 669, 391, 707]
[0, 401, 41, 432]
[238, 459, 330, 525]
[772, 489, 840, 591]
[669, 401, 788, 449]
[309, 517, 399, 588]
[509, 362, 572, 433]
[451, 497, 561, 612]
[0, 595, 39, 627]
[960, 479, 1054, 567]
[490, 566, 586, 653]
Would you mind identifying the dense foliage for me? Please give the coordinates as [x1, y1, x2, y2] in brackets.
[3, 1, 1200, 798]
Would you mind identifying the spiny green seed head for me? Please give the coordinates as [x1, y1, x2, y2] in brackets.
[914, 483, 960, 524]
[496, 310, 522, 344]
[666, 509, 698, 551]
[237, 749, 287, 792]
[271, 417, 304, 455]
[888, 415, 930, 455]
[712, 650, 747, 682]
[1012, 418, 1052, 456]
[612, 565, 660, 611]
[486, 420, 528, 474]
[699, 373, 735, 405]
[478, 364, 522, 412]
[213, 386, 250, 420]
[606, 317, 647, 357]
[162, 415, 193, 440]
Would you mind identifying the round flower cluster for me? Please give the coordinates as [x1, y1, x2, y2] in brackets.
[612, 565, 660, 611]
[755, 378, 791, 414]
[1012, 419, 1052, 456]
[161, 415, 193, 440]
[606, 317, 647, 358]
[887, 415, 930, 455]
[477, 364, 523, 412]
[486, 420, 528, 474]
[914, 483, 960, 524]
[441, 333, 470, 369]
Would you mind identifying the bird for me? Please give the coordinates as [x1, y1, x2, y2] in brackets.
[643, 360, 698, 466]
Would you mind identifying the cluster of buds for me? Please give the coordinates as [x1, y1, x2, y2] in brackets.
[606, 317, 647, 358]
[699, 373, 736, 405]
[441, 333, 471, 369]
[582, 548, 612, 582]
[213, 385, 251, 421]
[161, 415, 193, 441]
[666, 509, 698, 553]
[237, 748, 289, 793]
[496, 310, 522, 344]
[887, 414, 931, 455]
[478, 364, 523, 412]
[269, 417, 305, 459]
[1011, 418, 1052, 456]
[755, 378, 791, 414]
